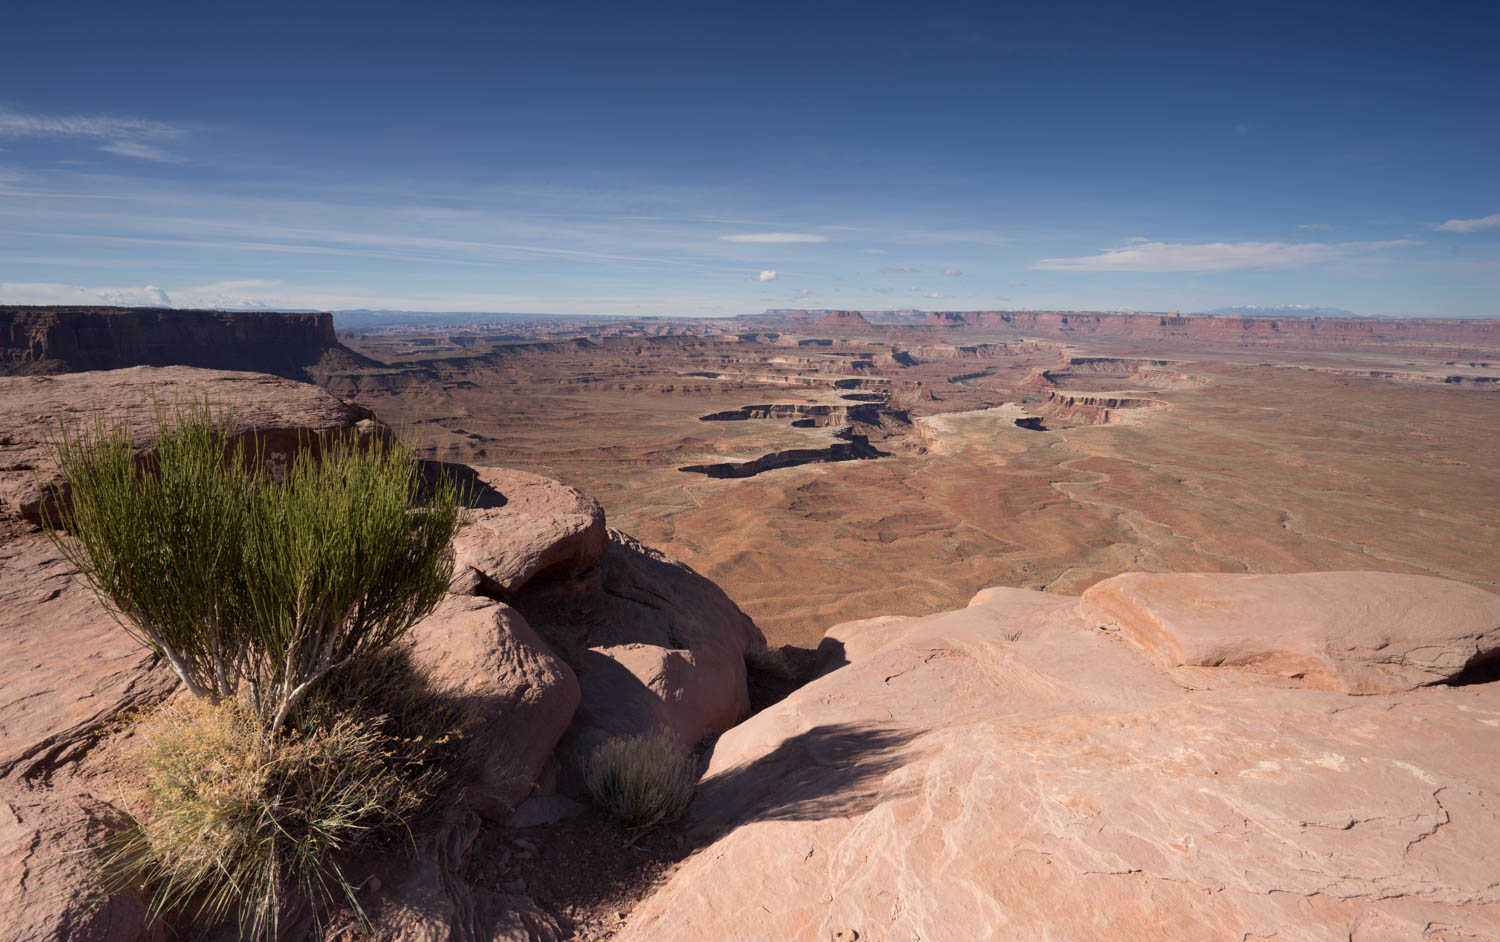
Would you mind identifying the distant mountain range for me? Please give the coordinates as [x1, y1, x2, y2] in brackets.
[1199, 305, 1357, 318]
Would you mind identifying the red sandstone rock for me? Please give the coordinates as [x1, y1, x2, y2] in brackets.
[510, 529, 764, 776]
[0, 366, 378, 526]
[451, 467, 609, 595]
[621, 577, 1500, 941]
[1082, 570, 1500, 693]
[0, 791, 154, 942]
[0, 536, 176, 780]
[406, 594, 580, 819]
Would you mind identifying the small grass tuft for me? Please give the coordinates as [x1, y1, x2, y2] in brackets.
[585, 726, 698, 829]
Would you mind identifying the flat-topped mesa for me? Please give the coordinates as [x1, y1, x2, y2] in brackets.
[0, 306, 379, 381]
[816, 310, 876, 332]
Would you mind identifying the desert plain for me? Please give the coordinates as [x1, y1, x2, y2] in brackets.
[330, 310, 1500, 650]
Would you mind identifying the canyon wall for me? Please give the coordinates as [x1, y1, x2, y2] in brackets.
[0, 306, 376, 380]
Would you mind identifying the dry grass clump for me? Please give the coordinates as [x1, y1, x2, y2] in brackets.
[105, 654, 468, 942]
[585, 726, 698, 828]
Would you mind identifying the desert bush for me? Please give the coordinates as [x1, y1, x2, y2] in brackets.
[744, 643, 795, 681]
[105, 673, 464, 942]
[49, 402, 461, 731]
[585, 726, 698, 828]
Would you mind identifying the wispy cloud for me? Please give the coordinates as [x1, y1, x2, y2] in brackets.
[880, 265, 918, 274]
[924, 291, 946, 298]
[1437, 213, 1500, 233]
[755, 269, 778, 281]
[0, 109, 183, 140]
[99, 141, 186, 163]
[1033, 239, 1419, 272]
[942, 268, 962, 276]
[720, 232, 827, 243]
[0, 107, 187, 163]
[1296, 223, 1331, 230]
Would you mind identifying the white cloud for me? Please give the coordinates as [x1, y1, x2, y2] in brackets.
[720, 232, 828, 243]
[0, 109, 183, 140]
[792, 288, 814, 299]
[880, 265, 918, 274]
[942, 268, 962, 276]
[924, 291, 946, 299]
[174, 279, 286, 309]
[99, 141, 185, 163]
[1437, 213, 1500, 233]
[863, 248, 887, 254]
[755, 269, 778, 282]
[0, 281, 172, 306]
[1296, 223, 1331, 230]
[1033, 239, 1420, 272]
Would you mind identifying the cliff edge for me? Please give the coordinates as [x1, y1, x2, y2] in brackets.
[0, 306, 380, 381]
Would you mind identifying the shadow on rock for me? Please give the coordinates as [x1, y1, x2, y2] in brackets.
[688, 722, 921, 839]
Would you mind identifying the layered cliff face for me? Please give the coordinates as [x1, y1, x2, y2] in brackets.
[0, 306, 378, 380]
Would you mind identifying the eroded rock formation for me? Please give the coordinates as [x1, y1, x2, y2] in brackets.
[0, 364, 762, 942]
[621, 572, 1500, 941]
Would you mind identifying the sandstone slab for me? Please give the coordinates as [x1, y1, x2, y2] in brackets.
[0, 536, 176, 781]
[621, 577, 1500, 942]
[1082, 570, 1500, 693]
[0, 790, 154, 942]
[0, 366, 377, 525]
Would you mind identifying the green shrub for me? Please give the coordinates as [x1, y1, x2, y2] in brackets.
[585, 726, 698, 828]
[49, 402, 460, 731]
[106, 680, 461, 942]
[744, 643, 795, 681]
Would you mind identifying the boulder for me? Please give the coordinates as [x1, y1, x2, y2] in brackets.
[0, 366, 378, 526]
[0, 536, 176, 781]
[621, 577, 1500, 941]
[511, 529, 764, 775]
[1082, 570, 1500, 693]
[451, 467, 608, 595]
[406, 594, 580, 819]
[0, 790, 154, 942]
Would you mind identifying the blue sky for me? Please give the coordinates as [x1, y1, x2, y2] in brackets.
[1, 0, 1496, 317]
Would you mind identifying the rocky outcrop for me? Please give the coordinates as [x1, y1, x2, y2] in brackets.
[0, 366, 379, 527]
[451, 467, 609, 596]
[0, 363, 766, 941]
[406, 595, 580, 820]
[0, 537, 177, 781]
[0, 792, 155, 942]
[1083, 570, 1500, 693]
[621, 572, 1500, 941]
[0, 306, 378, 381]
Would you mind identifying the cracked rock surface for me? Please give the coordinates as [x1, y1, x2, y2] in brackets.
[622, 574, 1500, 941]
